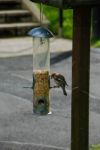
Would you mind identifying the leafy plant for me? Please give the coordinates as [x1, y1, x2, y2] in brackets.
[91, 39, 100, 48]
[90, 145, 100, 150]
[43, 5, 73, 38]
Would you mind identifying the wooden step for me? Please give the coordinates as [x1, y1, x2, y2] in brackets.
[0, 10, 32, 23]
[0, 0, 42, 37]
[0, 0, 20, 4]
[0, 0, 21, 10]
[0, 10, 30, 15]
[0, 22, 40, 37]
[0, 0, 20, 1]
[0, 22, 39, 29]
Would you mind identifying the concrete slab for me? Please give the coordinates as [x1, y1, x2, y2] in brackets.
[0, 90, 71, 149]
[0, 37, 72, 57]
[0, 141, 69, 150]
[0, 43, 100, 150]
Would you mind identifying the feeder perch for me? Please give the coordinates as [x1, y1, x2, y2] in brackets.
[28, 27, 53, 115]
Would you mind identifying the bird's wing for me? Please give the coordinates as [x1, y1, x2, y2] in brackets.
[58, 75, 68, 86]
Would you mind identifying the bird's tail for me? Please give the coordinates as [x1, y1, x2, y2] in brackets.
[62, 86, 67, 96]
[65, 82, 68, 87]
[63, 90, 67, 96]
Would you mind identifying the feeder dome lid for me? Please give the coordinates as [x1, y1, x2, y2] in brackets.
[28, 27, 53, 38]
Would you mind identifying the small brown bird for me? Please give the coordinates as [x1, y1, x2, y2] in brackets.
[51, 72, 68, 96]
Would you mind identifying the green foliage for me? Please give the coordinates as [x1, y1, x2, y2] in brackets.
[90, 145, 100, 150]
[63, 9, 73, 39]
[43, 6, 73, 39]
[43, 6, 58, 34]
[91, 39, 100, 48]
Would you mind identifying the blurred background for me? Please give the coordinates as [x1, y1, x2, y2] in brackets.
[0, 1, 100, 150]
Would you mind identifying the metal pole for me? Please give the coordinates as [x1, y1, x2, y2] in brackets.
[71, 7, 91, 150]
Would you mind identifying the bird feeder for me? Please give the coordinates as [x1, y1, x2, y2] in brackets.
[28, 27, 53, 115]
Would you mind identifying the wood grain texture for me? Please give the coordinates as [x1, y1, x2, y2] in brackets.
[30, 0, 100, 8]
[71, 7, 91, 150]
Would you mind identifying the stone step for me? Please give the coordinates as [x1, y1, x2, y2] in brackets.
[0, 22, 40, 37]
[0, 10, 32, 23]
[0, 0, 21, 10]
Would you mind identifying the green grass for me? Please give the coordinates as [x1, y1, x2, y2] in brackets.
[42, 6, 73, 39]
[90, 145, 100, 150]
[91, 39, 100, 48]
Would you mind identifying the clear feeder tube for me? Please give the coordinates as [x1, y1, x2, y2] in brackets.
[32, 37, 50, 115]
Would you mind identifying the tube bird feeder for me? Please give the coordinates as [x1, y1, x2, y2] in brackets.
[28, 27, 53, 115]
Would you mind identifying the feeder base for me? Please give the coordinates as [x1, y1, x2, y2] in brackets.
[33, 109, 52, 115]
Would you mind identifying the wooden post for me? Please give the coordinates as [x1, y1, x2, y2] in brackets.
[58, 8, 63, 37]
[71, 7, 91, 150]
[58, 0, 63, 37]
[92, 6, 100, 39]
[30, 0, 100, 8]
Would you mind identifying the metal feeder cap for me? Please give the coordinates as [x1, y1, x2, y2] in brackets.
[28, 27, 54, 38]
